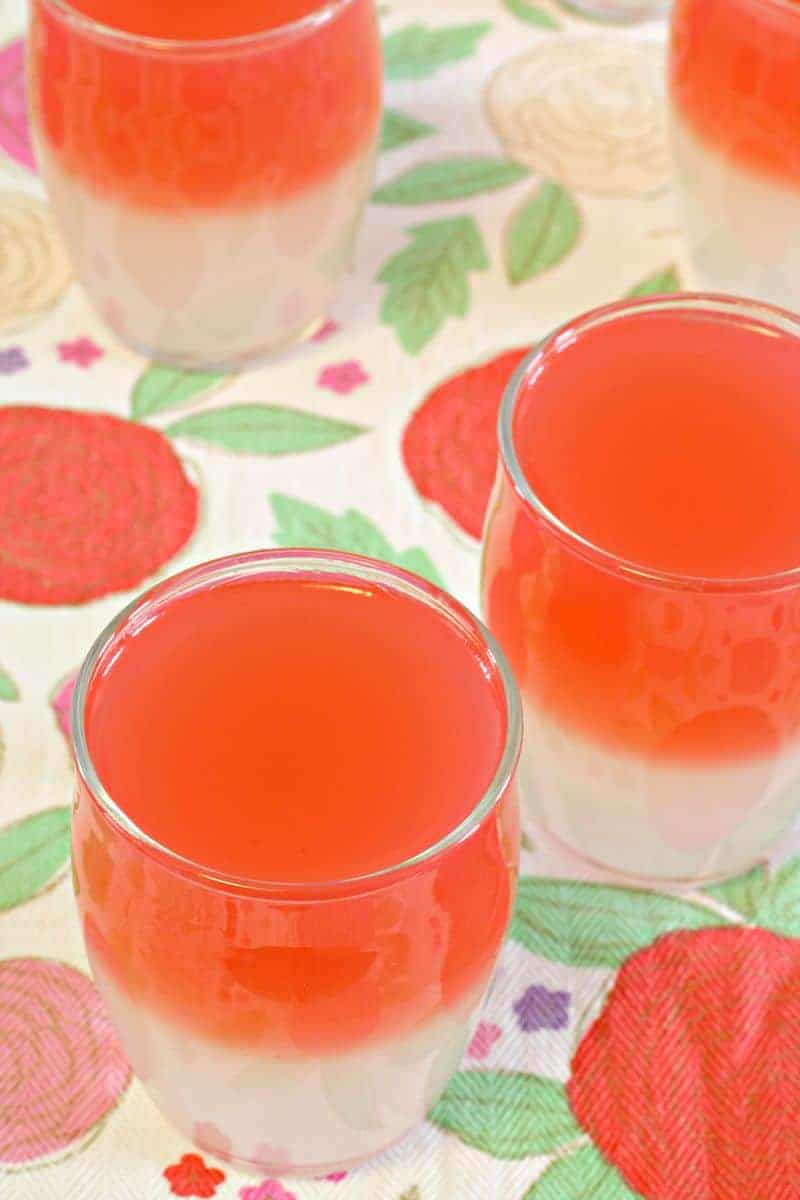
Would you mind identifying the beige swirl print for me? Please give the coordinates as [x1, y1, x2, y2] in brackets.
[485, 39, 669, 196]
[0, 191, 71, 332]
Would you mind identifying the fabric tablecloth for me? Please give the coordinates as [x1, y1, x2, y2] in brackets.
[1, 1, 799, 1196]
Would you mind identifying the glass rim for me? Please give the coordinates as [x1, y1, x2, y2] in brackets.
[71, 549, 522, 895]
[498, 291, 800, 593]
[35, 0, 356, 53]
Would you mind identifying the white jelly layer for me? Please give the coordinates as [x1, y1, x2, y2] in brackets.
[522, 699, 800, 881]
[90, 958, 479, 1175]
[670, 111, 800, 312]
[38, 148, 375, 369]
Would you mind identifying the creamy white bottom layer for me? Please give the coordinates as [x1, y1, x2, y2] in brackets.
[522, 700, 800, 881]
[38, 148, 375, 369]
[670, 112, 800, 312]
[90, 958, 479, 1175]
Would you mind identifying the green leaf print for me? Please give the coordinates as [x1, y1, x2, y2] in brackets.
[503, 0, 560, 28]
[511, 876, 732, 968]
[0, 666, 19, 701]
[754, 857, 800, 938]
[131, 364, 228, 420]
[505, 182, 581, 285]
[626, 264, 682, 298]
[703, 864, 770, 920]
[380, 109, 436, 152]
[383, 22, 491, 81]
[374, 157, 528, 205]
[524, 1144, 642, 1198]
[269, 494, 445, 587]
[377, 216, 489, 354]
[0, 807, 72, 911]
[166, 406, 366, 456]
[429, 1070, 581, 1159]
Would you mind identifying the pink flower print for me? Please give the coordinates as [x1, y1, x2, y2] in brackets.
[52, 672, 77, 740]
[0, 40, 36, 172]
[312, 318, 340, 343]
[163, 1154, 225, 1198]
[322, 1171, 348, 1181]
[467, 1021, 502, 1060]
[316, 360, 369, 396]
[239, 1181, 297, 1200]
[57, 337, 104, 368]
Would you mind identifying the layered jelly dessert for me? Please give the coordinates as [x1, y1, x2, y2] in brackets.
[483, 297, 800, 882]
[28, 0, 381, 367]
[670, 0, 800, 309]
[72, 553, 520, 1173]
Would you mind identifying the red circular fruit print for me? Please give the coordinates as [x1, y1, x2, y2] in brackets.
[0, 958, 131, 1164]
[402, 348, 529, 540]
[0, 406, 198, 604]
[567, 926, 800, 1200]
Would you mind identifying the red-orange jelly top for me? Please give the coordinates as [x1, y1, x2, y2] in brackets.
[670, 0, 800, 187]
[483, 307, 800, 764]
[29, 0, 382, 210]
[513, 310, 800, 580]
[75, 571, 517, 1054]
[85, 575, 506, 881]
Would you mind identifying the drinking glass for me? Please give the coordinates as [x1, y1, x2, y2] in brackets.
[71, 551, 521, 1175]
[27, 0, 381, 369]
[669, 0, 800, 309]
[482, 294, 800, 885]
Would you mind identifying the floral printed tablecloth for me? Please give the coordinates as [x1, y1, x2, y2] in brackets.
[1, 1, 799, 1197]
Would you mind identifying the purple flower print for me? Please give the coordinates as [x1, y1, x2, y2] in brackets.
[0, 346, 29, 374]
[514, 985, 570, 1033]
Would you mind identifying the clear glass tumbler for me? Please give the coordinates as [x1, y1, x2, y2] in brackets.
[27, 0, 381, 369]
[482, 294, 800, 885]
[669, 0, 800, 309]
[71, 551, 521, 1175]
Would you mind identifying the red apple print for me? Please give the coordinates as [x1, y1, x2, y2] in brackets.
[402, 348, 529, 540]
[0, 406, 198, 605]
[567, 926, 800, 1200]
[163, 1153, 225, 1198]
